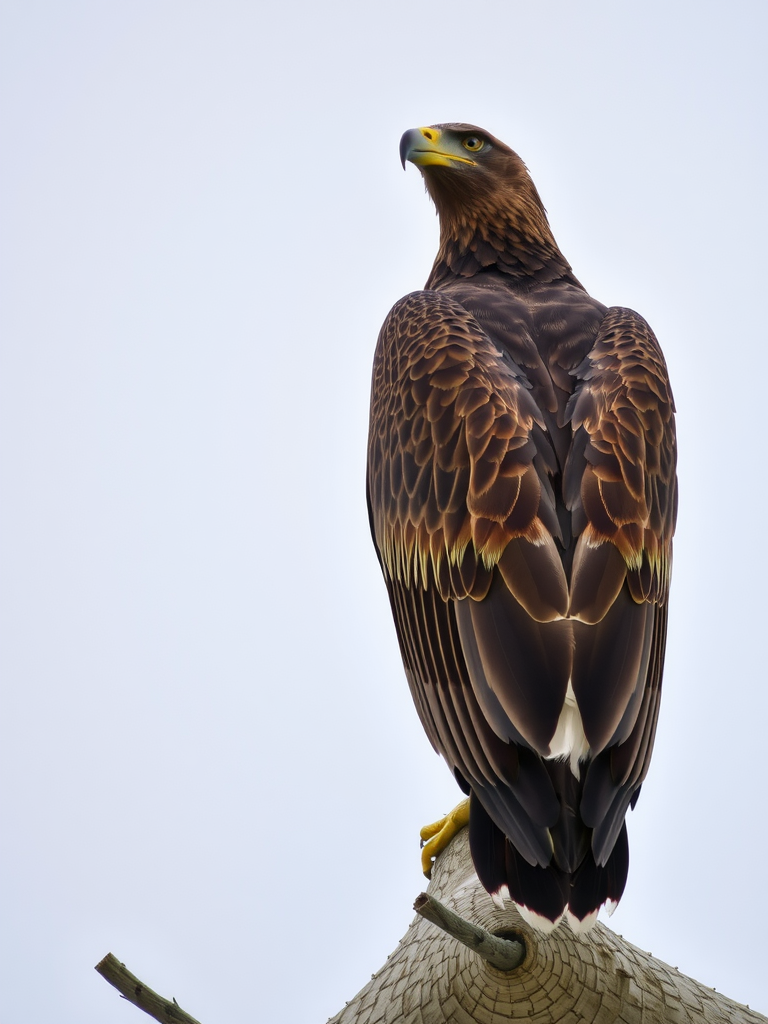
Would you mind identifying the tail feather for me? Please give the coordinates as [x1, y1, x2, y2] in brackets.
[469, 792, 570, 924]
[567, 822, 629, 924]
[467, 784, 630, 929]
[547, 759, 591, 873]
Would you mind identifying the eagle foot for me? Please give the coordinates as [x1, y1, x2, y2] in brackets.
[419, 798, 470, 878]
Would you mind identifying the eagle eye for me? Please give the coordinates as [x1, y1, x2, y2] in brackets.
[462, 135, 484, 153]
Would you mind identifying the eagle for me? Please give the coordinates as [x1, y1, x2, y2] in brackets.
[366, 124, 677, 930]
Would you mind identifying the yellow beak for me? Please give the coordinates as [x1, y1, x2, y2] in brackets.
[399, 126, 477, 169]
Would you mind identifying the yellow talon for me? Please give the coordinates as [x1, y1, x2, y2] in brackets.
[419, 798, 470, 878]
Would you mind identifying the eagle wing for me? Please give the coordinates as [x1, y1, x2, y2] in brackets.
[565, 306, 677, 864]
[367, 289, 573, 866]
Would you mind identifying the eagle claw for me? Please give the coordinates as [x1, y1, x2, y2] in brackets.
[419, 798, 470, 878]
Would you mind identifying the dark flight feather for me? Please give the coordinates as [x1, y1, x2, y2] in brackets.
[367, 123, 677, 927]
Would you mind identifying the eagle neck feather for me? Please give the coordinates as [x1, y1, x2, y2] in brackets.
[423, 170, 574, 288]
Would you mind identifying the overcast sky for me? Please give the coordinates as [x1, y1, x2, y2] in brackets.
[2, 2, 767, 1021]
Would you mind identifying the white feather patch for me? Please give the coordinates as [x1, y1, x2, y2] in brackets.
[565, 906, 600, 933]
[546, 679, 589, 777]
[490, 884, 510, 910]
[515, 902, 566, 933]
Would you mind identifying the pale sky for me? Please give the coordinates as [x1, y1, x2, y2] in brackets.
[2, 2, 767, 1021]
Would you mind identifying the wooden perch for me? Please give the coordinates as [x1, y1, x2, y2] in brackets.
[95, 952, 203, 1024]
[330, 828, 767, 1024]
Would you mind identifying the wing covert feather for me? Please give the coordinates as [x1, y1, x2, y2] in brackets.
[566, 307, 677, 616]
[368, 290, 567, 615]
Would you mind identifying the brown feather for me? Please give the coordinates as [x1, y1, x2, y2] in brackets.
[367, 123, 677, 925]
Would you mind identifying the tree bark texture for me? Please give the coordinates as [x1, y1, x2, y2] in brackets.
[330, 829, 765, 1024]
[95, 953, 203, 1024]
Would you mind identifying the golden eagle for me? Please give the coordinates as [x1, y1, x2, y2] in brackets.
[367, 124, 677, 929]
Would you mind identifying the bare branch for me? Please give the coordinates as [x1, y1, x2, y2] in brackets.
[95, 953, 203, 1024]
[414, 891, 525, 971]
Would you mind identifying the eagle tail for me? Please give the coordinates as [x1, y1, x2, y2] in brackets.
[468, 787, 629, 930]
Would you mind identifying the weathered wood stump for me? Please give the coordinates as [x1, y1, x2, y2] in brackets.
[330, 829, 765, 1024]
